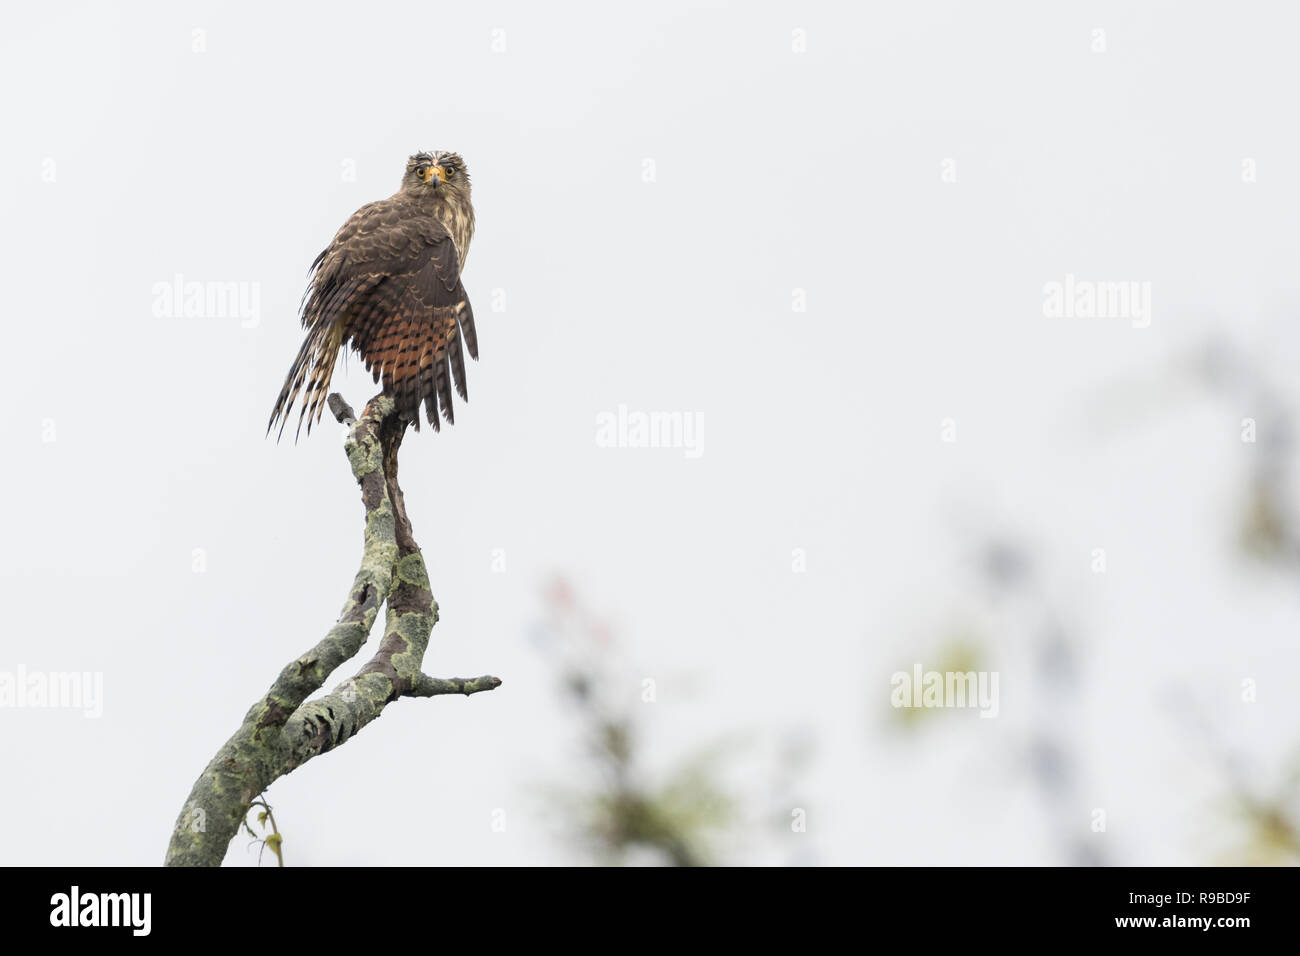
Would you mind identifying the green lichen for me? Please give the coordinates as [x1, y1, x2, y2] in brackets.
[164, 394, 498, 867]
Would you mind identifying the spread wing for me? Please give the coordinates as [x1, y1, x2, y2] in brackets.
[268, 198, 477, 440]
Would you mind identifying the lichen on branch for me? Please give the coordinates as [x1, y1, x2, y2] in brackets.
[165, 393, 501, 867]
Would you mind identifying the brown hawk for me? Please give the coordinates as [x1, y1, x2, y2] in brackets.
[268, 150, 477, 439]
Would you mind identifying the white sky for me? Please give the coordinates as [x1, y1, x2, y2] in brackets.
[2, 0, 1299, 866]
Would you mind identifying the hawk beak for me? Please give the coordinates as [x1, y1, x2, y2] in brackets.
[429, 165, 447, 186]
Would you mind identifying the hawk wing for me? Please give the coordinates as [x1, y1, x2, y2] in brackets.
[268, 198, 477, 440]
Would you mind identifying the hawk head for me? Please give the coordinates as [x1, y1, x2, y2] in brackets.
[401, 149, 475, 270]
[404, 150, 470, 199]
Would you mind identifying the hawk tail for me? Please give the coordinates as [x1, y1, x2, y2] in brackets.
[267, 321, 344, 441]
[366, 305, 472, 434]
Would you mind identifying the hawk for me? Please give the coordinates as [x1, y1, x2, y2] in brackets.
[269, 150, 477, 439]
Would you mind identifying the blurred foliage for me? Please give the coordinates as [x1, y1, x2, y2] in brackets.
[1226, 795, 1300, 866]
[1238, 474, 1293, 564]
[534, 577, 736, 866]
[895, 535, 1106, 865]
[1191, 337, 1300, 568]
[888, 635, 985, 729]
[1189, 337, 1300, 862]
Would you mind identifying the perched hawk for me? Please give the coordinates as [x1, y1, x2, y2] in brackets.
[269, 150, 477, 439]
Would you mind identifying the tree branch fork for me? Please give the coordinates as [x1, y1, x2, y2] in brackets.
[165, 392, 501, 867]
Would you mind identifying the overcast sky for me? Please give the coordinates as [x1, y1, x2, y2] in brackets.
[3, 0, 1299, 866]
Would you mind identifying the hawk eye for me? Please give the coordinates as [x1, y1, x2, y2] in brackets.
[443, 165, 456, 178]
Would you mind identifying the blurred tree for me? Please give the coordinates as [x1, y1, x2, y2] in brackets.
[533, 577, 736, 866]
[1186, 337, 1300, 862]
[889, 534, 1106, 865]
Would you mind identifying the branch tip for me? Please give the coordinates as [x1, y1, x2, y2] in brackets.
[408, 674, 504, 698]
[328, 393, 357, 425]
